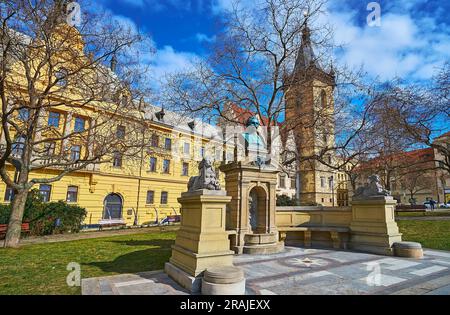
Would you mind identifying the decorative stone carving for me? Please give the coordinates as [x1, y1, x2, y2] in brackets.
[188, 159, 221, 192]
[353, 175, 391, 200]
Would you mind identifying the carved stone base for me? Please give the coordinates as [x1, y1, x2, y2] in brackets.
[164, 262, 202, 293]
[242, 233, 285, 255]
[350, 197, 402, 256]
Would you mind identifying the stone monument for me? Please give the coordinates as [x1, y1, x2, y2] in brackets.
[220, 116, 284, 255]
[165, 159, 246, 294]
[350, 175, 403, 256]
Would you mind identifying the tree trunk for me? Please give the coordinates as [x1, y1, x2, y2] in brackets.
[3, 189, 28, 248]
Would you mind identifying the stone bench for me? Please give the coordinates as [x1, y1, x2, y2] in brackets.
[278, 226, 350, 250]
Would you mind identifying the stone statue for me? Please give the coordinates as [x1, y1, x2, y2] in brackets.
[248, 191, 258, 232]
[353, 175, 391, 200]
[242, 116, 267, 167]
[188, 159, 221, 192]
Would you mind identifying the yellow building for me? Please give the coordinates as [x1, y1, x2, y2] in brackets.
[0, 102, 229, 226]
[0, 22, 231, 227]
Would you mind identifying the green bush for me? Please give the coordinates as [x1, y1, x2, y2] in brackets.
[0, 189, 87, 236]
[276, 195, 300, 207]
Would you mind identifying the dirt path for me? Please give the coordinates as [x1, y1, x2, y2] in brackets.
[18, 225, 180, 246]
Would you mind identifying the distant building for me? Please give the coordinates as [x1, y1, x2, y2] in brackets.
[355, 143, 449, 205]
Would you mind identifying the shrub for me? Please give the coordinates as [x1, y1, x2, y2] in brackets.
[276, 195, 300, 207]
[0, 189, 87, 236]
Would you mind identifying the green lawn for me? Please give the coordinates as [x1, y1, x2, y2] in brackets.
[397, 211, 450, 217]
[0, 231, 176, 295]
[398, 220, 450, 251]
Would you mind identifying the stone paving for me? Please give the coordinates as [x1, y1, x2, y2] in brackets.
[82, 247, 450, 295]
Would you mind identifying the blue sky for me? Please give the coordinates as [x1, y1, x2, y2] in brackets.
[94, 0, 449, 85]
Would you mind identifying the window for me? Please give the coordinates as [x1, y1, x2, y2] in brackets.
[329, 177, 334, 188]
[66, 186, 78, 203]
[182, 163, 189, 176]
[55, 69, 68, 87]
[164, 138, 172, 151]
[200, 146, 205, 158]
[320, 177, 326, 188]
[113, 152, 123, 167]
[215, 148, 222, 161]
[320, 90, 327, 108]
[146, 191, 155, 204]
[183, 142, 190, 155]
[151, 134, 159, 147]
[291, 177, 296, 190]
[116, 126, 126, 139]
[44, 142, 56, 156]
[161, 191, 168, 205]
[279, 175, 286, 189]
[149, 157, 157, 172]
[18, 108, 30, 121]
[162, 159, 170, 174]
[48, 112, 60, 127]
[12, 135, 26, 157]
[121, 95, 128, 107]
[70, 145, 81, 161]
[39, 185, 52, 202]
[74, 117, 85, 132]
[4, 187, 15, 202]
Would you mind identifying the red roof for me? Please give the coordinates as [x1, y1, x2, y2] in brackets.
[358, 148, 435, 171]
[228, 103, 277, 127]
[437, 131, 450, 139]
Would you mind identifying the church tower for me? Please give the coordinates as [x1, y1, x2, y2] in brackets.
[284, 22, 337, 206]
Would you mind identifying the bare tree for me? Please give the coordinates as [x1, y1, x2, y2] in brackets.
[162, 0, 376, 181]
[365, 67, 450, 176]
[398, 170, 435, 204]
[0, 0, 152, 248]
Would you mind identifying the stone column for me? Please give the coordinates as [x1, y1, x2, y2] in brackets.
[165, 189, 241, 293]
[350, 196, 402, 256]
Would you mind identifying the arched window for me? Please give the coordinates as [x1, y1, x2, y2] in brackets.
[320, 90, 327, 108]
[103, 194, 123, 220]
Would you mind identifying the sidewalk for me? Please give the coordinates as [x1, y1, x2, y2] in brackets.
[18, 225, 180, 246]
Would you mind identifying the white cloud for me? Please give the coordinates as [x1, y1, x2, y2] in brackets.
[195, 33, 216, 43]
[148, 45, 200, 84]
[324, 2, 449, 81]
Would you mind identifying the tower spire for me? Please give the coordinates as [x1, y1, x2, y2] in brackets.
[294, 21, 318, 73]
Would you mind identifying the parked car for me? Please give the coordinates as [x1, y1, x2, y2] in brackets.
[439, 203, 450, 209]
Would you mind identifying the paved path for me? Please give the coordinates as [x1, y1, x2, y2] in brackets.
[82, 247, 450, 295]
[19, 226, 180, 246]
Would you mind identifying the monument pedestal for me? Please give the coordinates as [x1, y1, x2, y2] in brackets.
[165, 189, 242, 294]
[350, 197, 402, 256]
[220, 162, 284, 255]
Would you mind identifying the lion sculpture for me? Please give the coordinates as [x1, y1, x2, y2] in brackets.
[353, 175, 391, 200]
[188, 159, 221, 192]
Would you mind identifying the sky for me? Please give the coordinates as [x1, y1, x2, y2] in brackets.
[92, 0, 449, 85]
